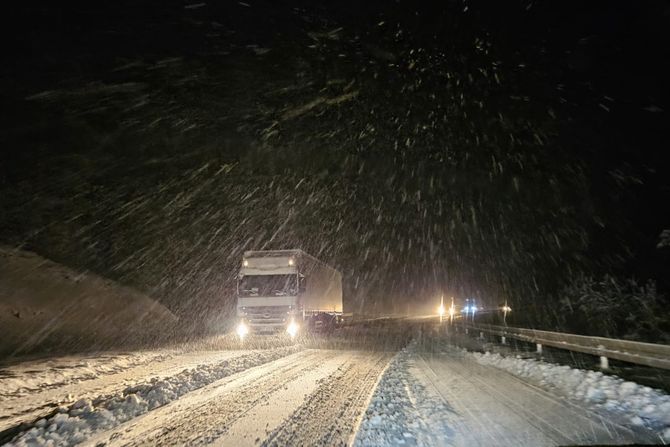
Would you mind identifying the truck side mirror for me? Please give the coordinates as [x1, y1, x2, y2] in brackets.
[299, 277, 306, 293]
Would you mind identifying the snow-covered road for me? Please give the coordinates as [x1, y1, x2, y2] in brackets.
[356, 342, 662, 446]
[81, 349, 390, 446]
[0, 349, 254, 433]
[417, 352, 644, 446]
[3, 330, 667, 446]
[2, 347, 391, 446]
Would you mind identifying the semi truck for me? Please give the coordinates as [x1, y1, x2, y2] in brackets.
[235, 249, 342, 337]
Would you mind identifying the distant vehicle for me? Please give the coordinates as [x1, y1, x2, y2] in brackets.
[235, 249, 343, 337]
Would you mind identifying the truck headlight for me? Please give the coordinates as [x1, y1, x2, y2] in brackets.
[286, 321, 299, 338]
[236, 322, 249, 338]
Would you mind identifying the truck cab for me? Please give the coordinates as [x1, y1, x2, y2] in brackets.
[236, 250, 342, 337]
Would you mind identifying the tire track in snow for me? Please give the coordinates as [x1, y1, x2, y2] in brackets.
[0, 350, 252, 433]
[4, 346, 302, 446]
[417, 351, 650, 446]
[262, 351, 391, 447]
[84, 350, 326, 446]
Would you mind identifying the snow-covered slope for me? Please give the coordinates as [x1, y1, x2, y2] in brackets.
[0, 247, 177, 358]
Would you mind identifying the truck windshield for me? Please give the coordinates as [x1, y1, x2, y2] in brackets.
[238, 274, 297, 297]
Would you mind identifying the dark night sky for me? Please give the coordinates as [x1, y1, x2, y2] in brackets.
[1, 0, 669, 325]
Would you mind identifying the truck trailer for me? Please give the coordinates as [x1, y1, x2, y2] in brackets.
[235, 249, 342, 337]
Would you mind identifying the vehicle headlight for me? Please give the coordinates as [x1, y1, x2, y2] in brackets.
[236, 322, 249, 338]
[286, 321, 299, 338]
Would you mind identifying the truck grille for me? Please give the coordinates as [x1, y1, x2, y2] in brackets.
[244, 306, 291, 327]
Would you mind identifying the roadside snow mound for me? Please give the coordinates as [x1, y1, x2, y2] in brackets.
[6, 345, 301, 446]
[472, 351, 670, 442]
[0, 351, 173, 399]
[355, 342, 453, 446]
[0, 247, 177, 357]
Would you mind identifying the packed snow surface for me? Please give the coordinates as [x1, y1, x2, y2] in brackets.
[0, 351, 173, 398]
[471, 350, 670, 442]
[5, 346, 301, 446]
[5, 349, 391, 447]
[356, 337, 664, 446]
[0, 346, 271, 433]
[3, 331, 668, 446]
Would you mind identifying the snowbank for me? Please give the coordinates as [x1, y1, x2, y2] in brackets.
[0, 247, 177, 358]
[354, 342, 453, 446]
[471, 351, 670, 442]
[5, 345, 301, 446]
[0, 351, 173, 399]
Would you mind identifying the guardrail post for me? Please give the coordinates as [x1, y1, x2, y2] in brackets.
[536, 343, 542, 354]
[501, 336, 506, 345]
[600, 356, 609, 370]
[597, 345, 609, 369]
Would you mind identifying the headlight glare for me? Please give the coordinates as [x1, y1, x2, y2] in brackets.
[286, 321, 299, 338]
[236, 322, 249, 338]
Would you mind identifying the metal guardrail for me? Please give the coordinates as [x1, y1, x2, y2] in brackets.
[465, 323, 670, 370]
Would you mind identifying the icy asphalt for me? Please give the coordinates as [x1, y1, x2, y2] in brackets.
[2, 325, 668, 446]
